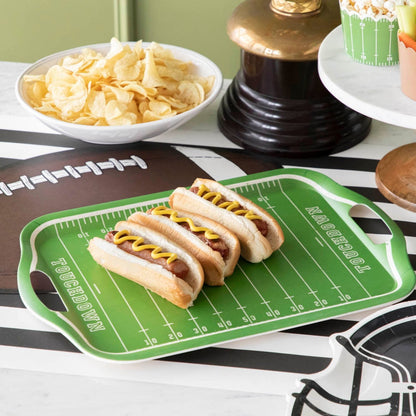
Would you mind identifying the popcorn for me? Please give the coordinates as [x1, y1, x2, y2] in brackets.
[340, 0, 409, 20]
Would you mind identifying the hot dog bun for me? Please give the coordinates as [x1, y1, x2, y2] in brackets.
[88, 221, 204, 309]
[128, 207, 240, 286]
[169, 178, 284, 263]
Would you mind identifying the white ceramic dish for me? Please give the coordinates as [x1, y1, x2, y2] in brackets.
[15, 42, 223, 145]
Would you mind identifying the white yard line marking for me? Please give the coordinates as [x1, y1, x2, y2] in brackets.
[261, 261, 300, 313]
[79, 215, 179, 348]
[275, 179, 372, 298]
[145, 290, 179, 341]
[266, 181, 359, 300]
[82, 200, 241, 341]
[277, 250, 325, 308]
[223, 282, 253, 324]
[186, 309, 203, 335]
[237, 264, 279, 318]
[254, 182, 335, 305]
[200, 290, 230, 329]
[104, 269, 155, 347]
[96, 202, 229, 338]
[55, 223, 128, 352]
[99, 215, 109, 233]
[76, 218, 90, 246]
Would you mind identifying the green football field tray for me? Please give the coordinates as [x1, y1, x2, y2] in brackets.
[18, 168, 416, 362]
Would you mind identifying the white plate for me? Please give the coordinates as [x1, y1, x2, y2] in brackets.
[318, 25, 416, 129]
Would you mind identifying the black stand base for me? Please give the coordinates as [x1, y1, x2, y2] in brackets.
[217, 53, 371, 158]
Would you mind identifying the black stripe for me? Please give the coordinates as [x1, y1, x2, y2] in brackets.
[347, 186, 389, 203]
[350, 216, 416, 239]
[352, 217, 392, 236]
[396, 221, 416, 238]
[210, 146, 379, 172]
[0, 293, 64, 310]
[0, 129, 80, 147]
[0, 158, 20, 169]
[0, 327, 79, 352]
[282, 156, 379, 172]
[160, 347, 330, 374]
[0, 325, 331, 373]
[356, 217, 416, 238]
[198, 145, 377, 174]
[406, 254, 416, 270]
[284, 319, 356, 337]
[0, 293, 25, 307]
[0, 129, 185, 150]
[402, 289, 416, 301]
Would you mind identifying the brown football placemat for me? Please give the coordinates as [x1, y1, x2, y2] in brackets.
[1, 142, 221, 291]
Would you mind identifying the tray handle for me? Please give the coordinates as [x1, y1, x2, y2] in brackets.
[348, 204, 393, 246]
[19, 270, 69, 327]
[343, 200, 410, 281]
[303, 167, 409, 264]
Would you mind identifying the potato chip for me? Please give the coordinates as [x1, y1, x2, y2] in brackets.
[148, 99, 173, 116]
[157, 94, 189, 110]
[175, 80, 205, 106]
[87, 90, 106, 118]
[24, 77, 47, 107]
[143, 109, 177, 123]
[119, 81, 157, 98]
[142, 49, 167, 88]
[22, 37, 214, 126]
[73, 115, 97, 126]
[48, 76, 88, 116]
[103, 85, 133, 105]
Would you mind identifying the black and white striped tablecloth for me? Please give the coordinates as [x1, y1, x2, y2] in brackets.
[1, 128, 415, 396]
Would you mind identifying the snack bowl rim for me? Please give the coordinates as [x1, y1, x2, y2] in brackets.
[15, 41, 223, 145]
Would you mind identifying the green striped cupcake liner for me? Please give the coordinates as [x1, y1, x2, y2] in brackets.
[340, 9, 399, 66]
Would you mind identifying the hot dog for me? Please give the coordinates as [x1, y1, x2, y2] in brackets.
[88, 221, 204, 309]
[128, 206, 240, 286]
[169, 178, 284, 263]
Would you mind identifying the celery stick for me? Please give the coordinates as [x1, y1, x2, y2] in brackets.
[396, 5, 416, 40]
[397, 5, 405, 31]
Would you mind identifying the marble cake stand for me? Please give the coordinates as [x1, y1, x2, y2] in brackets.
[318, 25, 416, 212]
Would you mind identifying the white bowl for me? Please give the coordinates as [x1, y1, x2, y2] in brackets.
[15, 42, 223, 145]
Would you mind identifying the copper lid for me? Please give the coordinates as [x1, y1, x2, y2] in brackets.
[227, 0, 340, 61]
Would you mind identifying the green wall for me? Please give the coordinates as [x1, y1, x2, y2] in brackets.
[133, 0, 241, 78]
[0, 0, 115, 63]
[1, 0, 241, 78]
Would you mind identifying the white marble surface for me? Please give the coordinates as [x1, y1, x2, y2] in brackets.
[1, 369, 283, 416]
[2, 57, 416, 415]
[318, 25, 416, 129]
